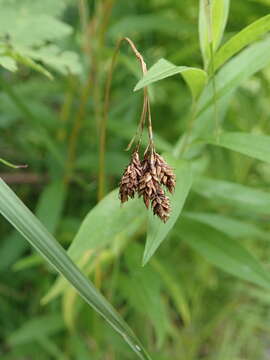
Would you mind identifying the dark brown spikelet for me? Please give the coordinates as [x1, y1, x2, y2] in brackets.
[151, 185, 171, 223]
[119, 151, 142, 203]
[154, 152, 176, 193]
[138, 152, 159, 209]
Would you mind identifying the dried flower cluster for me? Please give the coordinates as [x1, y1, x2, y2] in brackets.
[115, 37, 176, 222]
[119, 150, 176, 223]
[119, 152, 142, 203]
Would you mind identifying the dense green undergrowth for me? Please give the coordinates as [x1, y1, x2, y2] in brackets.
[2, 0, 270, 359]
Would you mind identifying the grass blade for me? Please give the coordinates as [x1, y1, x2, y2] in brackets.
[206, 132, 270, 164]
[0, 178, 151, 360]
[194, 37, 270, 137]
[183, 212, 269, 241]
[151, 258, 191, 326]
[180, 218, 270, 289]
[215, 14, 270, 70]
[199, 0, 230, 68]
[8, 314, 64, 346]
[36, 180, 66, 234]
[43, 189, 145, 303]
[193, 177, 270, 215]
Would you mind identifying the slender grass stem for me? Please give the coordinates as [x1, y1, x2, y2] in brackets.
[78, 0, 91, 57]
[64, 76, 92, 184]
[177, 100, 198, 157]
[205, 0, 219, 139]
[0, 158, 27, 169]
[209, 42, 219, 139]
[58, 74, 76, 142]
[127, 90, 148, 152]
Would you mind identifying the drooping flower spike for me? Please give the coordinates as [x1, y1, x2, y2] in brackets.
[117, 38, 176, 222]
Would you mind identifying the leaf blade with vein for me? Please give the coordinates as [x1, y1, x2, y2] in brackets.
[43, 189, 145, 303]
[215, 14, 270, 70]
[0, 178, 151, 360]
[193, 177, 270, 215]
[143, 157, 193, 266]
[134, 58, 207, 100]
[180, 218, 270, 289]
[206, 132, 270, 164]
[199, 0, 230, 68]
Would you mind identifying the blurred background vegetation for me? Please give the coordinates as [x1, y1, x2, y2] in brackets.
[2, 0, 270, 359]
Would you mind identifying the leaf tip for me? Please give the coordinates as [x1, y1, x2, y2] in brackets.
[142, 252, 151, 267]
[133, 82, 142, 92]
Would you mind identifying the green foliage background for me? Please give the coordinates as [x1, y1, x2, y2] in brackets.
[2, 0, 270, 359]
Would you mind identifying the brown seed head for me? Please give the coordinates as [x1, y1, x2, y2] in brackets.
[138, 151, 159, 208]
[154, 152, 176, 193]
[151, 185, 171, 223]
[119, 149, 175, 223]
[119, 151, 142, 203]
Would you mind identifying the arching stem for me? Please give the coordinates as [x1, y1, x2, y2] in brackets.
[98, 37, 150, 200]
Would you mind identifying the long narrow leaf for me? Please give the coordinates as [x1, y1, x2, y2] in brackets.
[206, 132, 270, 164]
[194, 37, 270, 137]
[143, 157, 193, 265]
[8, 315, 65, 346]
[0, 178, 151, 360]
[193, 177, 270, 215]
[43, 189, 145, 303]
[180, 218, 270, 289]
[215, 14, 270, 70]
[151, 258, 191, 326]
[183, 212, 269, 241]
[36, 180, 66, 234]
[199, 0, 230, 68]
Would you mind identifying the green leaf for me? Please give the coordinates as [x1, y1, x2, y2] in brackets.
[206, 132, 270, 164]
[1, 181, 65, 272]
[62, 190, 144, 265]
[199, 0, 230, 67]
[215, 14, 270, 70]
[194, 37, 270, 137]
[151, 258, 191, 326]
[0, 178, 151, 360]
[0, 232, 27, 272]
[0, 55, 17, 72]
[43, 189, 145, 303]
[12, 51, 53, 79]
[13, 254, 43, 271]
[121, 244, 169, 349]
[193, 177, 270, 215]
[143, 157, 193, 266]
[27, 45, 82, 75]
[134, 58, 207, 100]
[180, 218, 270, 289]
[184, 212, 269, 241]
[0, 44, 53, 78]
[109, 14, 191, 39]
[8, 314, 65, 346]
[0, 1, 81, 77]
[0, 157, 25, 168]
[36, 180, 66, 234]
[0, 1, 71, 48]
[0, 0, 67, 18]
[36, 336, 66, 360]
